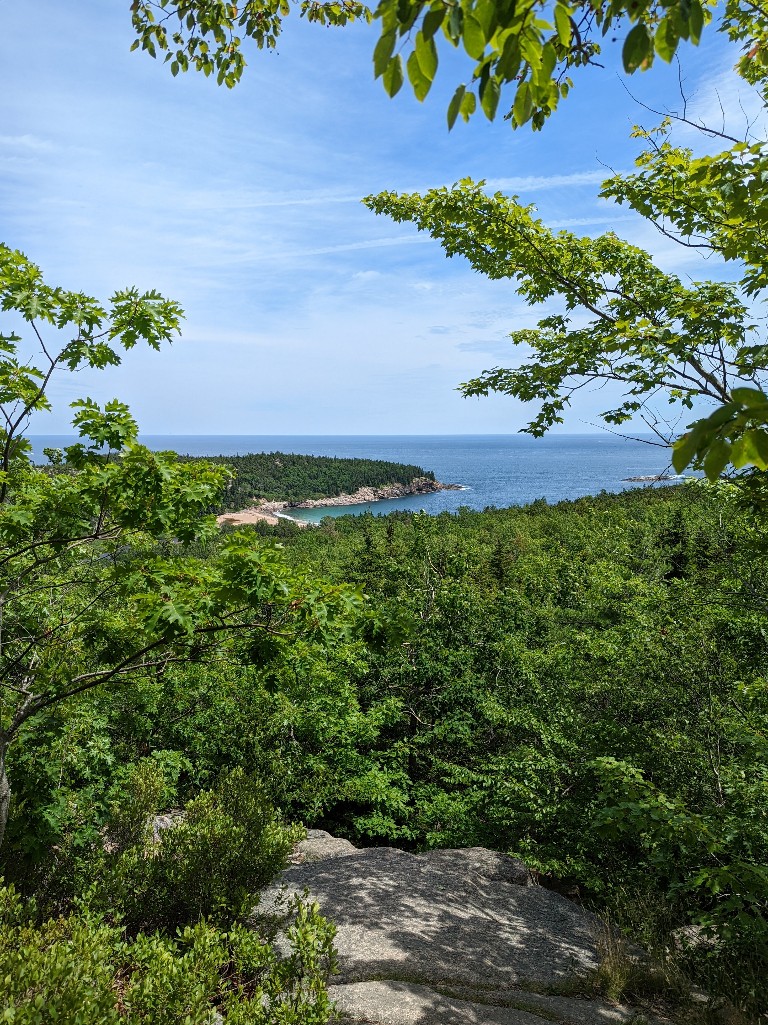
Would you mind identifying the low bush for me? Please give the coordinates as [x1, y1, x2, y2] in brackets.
[0, 881, 338, 1024]
[96, 763, 302, 931]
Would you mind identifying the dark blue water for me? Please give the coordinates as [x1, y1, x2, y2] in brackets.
[29, 434, 682, 519]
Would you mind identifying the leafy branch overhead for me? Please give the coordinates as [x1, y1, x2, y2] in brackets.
[130, 0, 728, 128]
[130, 0, 372, 87]
[374, 0, 714, 129]
[366, 180, 768, 480]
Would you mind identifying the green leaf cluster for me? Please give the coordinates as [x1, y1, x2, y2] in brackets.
[366, 0, 768, 484]
[130, 0, 371, 89]
[91, 764, 302, 931]
[129, 0, 722, 131]
[366, 179, 762, 479]
[0, 247, 362, 859]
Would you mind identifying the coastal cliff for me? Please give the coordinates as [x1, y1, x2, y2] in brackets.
[288, 475, 460, 509]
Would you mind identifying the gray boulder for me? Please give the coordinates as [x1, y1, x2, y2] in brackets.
[150, 809, 184, 843]
[259, 846, 598, 989]
[289, 828, 357, 864]
[256, 839, 660, 1024]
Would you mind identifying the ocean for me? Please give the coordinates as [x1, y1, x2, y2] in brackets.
[28, 434, 684, 521]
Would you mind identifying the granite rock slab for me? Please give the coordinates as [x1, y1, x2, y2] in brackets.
[257, 844, 600, 989]
[328, 981, 657, 1025]
[256, 839, 660, 1025]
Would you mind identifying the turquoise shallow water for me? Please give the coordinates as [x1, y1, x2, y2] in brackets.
[28, 434, 683, 519]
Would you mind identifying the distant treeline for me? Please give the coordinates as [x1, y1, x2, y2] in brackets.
[177, 452, 435, 508]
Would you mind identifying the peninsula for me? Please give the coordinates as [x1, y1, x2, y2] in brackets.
[218, 476, 462, 528]
[176, 452, 462, 527]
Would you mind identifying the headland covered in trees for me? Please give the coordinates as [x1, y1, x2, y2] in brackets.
[172, 451, 462, 526]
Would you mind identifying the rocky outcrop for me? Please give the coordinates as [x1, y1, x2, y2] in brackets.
[327, 982, 649, 1025]
[287, 477, 461, 510]
[623, 475, 680, 482]
[288, 827, 357, 864]
[256, 834, 662, 1025]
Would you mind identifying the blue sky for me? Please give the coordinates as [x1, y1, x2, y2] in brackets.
[0, 1, 762, 434]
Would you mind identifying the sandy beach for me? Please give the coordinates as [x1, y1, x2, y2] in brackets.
[216, 501, 308, 529]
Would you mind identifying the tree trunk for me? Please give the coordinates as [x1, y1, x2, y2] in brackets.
[0, 743, 10, 851]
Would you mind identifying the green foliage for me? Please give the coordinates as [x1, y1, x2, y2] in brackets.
[373, 0, 710, 128]
[248, 487, 766, 1014]
[365, 2, 768, 483]
[7, 480, 767, 1014]
[129, 0, 371, 89]
[0, 881, 337, 1023]
[264, 487, 762, 850]
[365, 179, 761, 472]
[670, 389, 768, 479]
[602, 121, 768, 300]
[593, 754, 768, 1019]
[360, 2, 768, 485]
[598, 14, 768, 476]
[97, 764, 302, 931]
[174, 450, 435, 509]
[128, 0, 724, 130]
[565, 917, 694, 1012]
[0, 245, 363, 857]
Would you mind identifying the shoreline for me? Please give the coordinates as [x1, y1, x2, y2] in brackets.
[217, 477, 463, 529]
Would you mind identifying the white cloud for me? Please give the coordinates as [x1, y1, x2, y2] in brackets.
[486, 170, 617, 191]
[268, 235, 433, 259]
[552, 214, 636, 229]
[0, 133, 55, 152]
[457, 338, 517, 359]
[681, 66, 767, 144]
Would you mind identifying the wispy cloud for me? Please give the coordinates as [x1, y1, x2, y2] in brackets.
[457, 339, 516, 359]
[552, 214, 636, 229]
[268, 235, 434, 259]
[168, 187, 363, 212]
[681, 65, 767, 144]
[0, 134, 55, 152]
[486, 170, 616, 192]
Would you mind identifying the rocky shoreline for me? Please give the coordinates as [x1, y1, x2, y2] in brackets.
[217, 477, 463, 529]
[623, 474, 681, 482]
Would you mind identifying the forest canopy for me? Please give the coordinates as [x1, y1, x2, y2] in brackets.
[5, 480, 768, 1016]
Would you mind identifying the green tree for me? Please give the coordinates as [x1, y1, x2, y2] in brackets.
[0, 244, 361, 850]
[365, 177, 767, 477]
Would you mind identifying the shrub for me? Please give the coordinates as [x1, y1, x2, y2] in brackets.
[98, 764, 302, 931]
[0, 881, 337, 1024]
